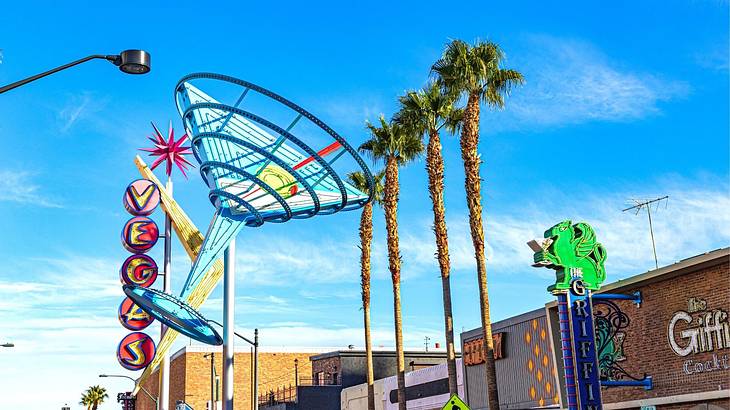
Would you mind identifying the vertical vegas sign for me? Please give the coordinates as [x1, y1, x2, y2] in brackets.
[117, 179, 160, 371]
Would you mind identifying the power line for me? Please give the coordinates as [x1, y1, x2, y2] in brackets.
[622, 196, 668, 269]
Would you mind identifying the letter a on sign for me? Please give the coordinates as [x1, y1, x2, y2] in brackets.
[442, 394, 470, 410]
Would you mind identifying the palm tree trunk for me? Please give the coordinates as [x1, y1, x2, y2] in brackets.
[426, 129, 457, 394]
[359, 201, 376, 410]
[461, 92, 500, 409]
[384, 156, 406, 410]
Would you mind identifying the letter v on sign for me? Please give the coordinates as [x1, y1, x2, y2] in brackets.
[442, 394, 470, 410]
[129, 183, 156, 210]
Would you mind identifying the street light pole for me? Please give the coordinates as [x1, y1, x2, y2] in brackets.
[222, 240, 236, 410]
[254, 328, 258, 410]
[203, 353, 217, 410]
[99, 374, 158, 410]
[207, 321, 258, 410]
[0, 50, 151, 94]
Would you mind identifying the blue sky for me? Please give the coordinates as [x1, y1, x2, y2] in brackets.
[0, 1, 728, 408]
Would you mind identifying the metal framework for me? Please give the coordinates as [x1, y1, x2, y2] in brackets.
[128, 74, 372, 410]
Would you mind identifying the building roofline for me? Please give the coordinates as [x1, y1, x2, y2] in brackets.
[169, 345, 339, 361]
[309, 349, 457, 361]
[461, 307, 547, 341]
[545, 247, 729, 309]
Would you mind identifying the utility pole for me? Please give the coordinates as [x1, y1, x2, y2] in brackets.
[623, 196, 668, 270]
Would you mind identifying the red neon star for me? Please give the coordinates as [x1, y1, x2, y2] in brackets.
[141, 121, 194, 178]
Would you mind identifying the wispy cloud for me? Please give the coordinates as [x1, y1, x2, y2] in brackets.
[57, 92, 106, 133]
[484, 179, 730, 277]
[693, 46, 730, 72]
[497, 35, 689, 129]
[0, 170, 61, 207]
[316, 94, 386, 129]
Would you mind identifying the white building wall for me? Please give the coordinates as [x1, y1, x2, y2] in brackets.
[342, 359, 463, 410]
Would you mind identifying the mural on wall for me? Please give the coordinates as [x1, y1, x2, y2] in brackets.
[594, 299, 637, 382]
[668, 296, 730, 376]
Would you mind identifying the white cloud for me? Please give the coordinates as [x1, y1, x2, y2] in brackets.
[315, 94, 386, 128]
[498, 35, 689, 129]
[0, 170, 62, 207]
[483, 180, 730, 277]
[694, 46, 730, 72]
[57, 92, 106, 133]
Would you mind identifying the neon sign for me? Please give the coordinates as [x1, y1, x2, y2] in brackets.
[117, 178, 160, 371]
[118, 297, 154, 331]
[120, 254, 158, 288]
[124, 179, 161, 216]
[567, 279, 602, 409]
[530, 221, 607, 410]
[117, 332, 157, 371]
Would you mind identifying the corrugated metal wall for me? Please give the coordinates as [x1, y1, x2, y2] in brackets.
[461, 309, 560, 410]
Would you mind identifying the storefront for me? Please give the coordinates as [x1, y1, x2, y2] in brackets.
[547, 247, 729, 409]
[461, 247, 729, 410]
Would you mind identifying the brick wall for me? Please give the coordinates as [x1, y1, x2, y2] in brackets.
[137, 350, 314, 410]
[311, 356, 341, 382]
[600, 260, 729, 406]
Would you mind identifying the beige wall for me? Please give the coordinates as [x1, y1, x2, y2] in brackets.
[137, 350, 314, 410]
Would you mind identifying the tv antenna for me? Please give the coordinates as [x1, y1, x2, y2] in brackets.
[622, 196, 669, 269]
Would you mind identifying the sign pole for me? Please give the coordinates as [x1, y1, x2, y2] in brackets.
[223, 238, 236, 410]
[159, 176, 172, 410]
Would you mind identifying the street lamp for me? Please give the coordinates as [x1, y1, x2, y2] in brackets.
[99, 374, 158, 410]
[208, 320, 259, 410]
[1, 342, 14, 348]
[0, 49, 151, 94]
[203, 353, 217, 410]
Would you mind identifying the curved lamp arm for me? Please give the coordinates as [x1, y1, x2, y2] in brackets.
[0, 50, 150, 94]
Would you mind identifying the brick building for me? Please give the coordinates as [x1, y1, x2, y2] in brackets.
[135, 345, 328, 410]
[460, 247, 729, 410]
[261, 349, 455, 409]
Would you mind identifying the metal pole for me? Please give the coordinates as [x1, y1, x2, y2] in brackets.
[159, 177, 172, 410]
[250, 346, 254, 410]
[222, 239, 236, 410]
[0, 55, 117, 94]
[254, 328, 259, 410]
[646, 204, 658, 269]
[294, 359, 298, 388]
[211, 354, 216, 410]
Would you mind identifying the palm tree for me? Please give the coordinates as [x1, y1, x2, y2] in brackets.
[394, 82, 463, 395]
[81, 385, 108, 410]
[433, 39, 524, 409]
[348, 169, 385, 410]
[80, 394, 92, 410]
[359, 115, 423, 410]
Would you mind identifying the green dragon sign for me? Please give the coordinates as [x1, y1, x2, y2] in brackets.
[529, 220, 607, 292]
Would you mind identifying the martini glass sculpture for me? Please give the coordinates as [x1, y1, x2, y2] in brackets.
[125, 73, 373, 346]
